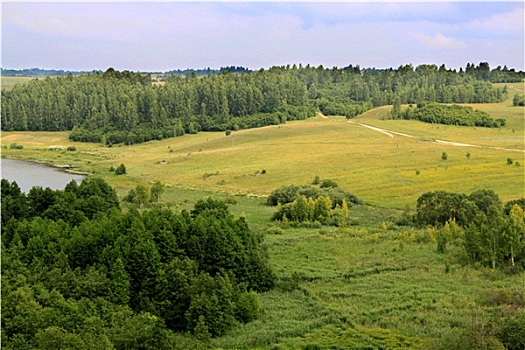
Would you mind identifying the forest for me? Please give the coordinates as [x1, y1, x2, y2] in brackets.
[1, 62, 519, 145]
[1, 178, 275, 348]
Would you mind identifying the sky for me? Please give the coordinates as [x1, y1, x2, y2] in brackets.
[2, 1, 524, 72]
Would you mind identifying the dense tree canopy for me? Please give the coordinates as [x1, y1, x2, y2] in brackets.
[410, 189, 525, 270]
[1, 63, 512, 144]
[392, 102, 505, 127]
[1, 179, 275, 348]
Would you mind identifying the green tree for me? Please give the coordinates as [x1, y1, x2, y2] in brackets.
[503, 205, 525, 267]
[341, 198, 349, 220]
[390, 96, 402, 119]
[150, 181, 164, 203]
[115, 163, 127, 175]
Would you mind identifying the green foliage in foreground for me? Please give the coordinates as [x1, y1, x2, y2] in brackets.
[1, 179, 274, 348]
[392, 102, 506, 128]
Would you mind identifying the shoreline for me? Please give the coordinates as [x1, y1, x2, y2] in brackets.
[1, 156, 91, 176]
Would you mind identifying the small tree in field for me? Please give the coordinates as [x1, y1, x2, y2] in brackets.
[441, 152, 448, 161]
[341, 198, 349, 219]
[115, 163, 127, 175]
[150, 180, 165, 202]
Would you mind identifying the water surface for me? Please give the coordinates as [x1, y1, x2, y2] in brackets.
[1, 158, 86, 193]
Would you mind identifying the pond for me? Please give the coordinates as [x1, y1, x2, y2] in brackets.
[1, 158, 87, 193]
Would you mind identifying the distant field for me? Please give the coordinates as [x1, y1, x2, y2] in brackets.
[2, 93, 524, 209]
[1, 76, 36, 90]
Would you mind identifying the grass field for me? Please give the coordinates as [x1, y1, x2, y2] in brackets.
[207, 226, 524, 349]
[1, 76, 36, 90]
[2, 83, 524, 348]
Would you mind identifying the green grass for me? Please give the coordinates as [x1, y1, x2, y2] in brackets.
[207, 225, 523, 349]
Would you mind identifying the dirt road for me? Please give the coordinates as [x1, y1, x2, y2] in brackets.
[346, 119, 524, 153]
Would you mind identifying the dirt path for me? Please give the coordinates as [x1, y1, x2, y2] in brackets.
[346, 119, 524, 153]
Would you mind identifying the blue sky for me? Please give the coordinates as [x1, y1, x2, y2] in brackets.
[2, 1, 523, 71]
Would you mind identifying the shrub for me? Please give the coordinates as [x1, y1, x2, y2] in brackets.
[513, 93, 525, 106]
[320, 179, 338, 188]
[496, 311, 525, 349]
[507, 158, 514, 165]
[66, 146, 76, 151]
[234, 291, 262, 324]
[265, 226, 284, 235]
[441, 152, 448, 160]
[9, 143, 23, 149]
[115, 163, 127, 175]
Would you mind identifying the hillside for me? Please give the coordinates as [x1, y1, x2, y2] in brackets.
[2, 90, 524, 209]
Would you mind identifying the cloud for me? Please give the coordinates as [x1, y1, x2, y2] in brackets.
[414, 33, 467, 49]
[468, 6, 524, 34]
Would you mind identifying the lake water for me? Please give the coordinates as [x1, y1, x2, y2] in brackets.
[1, 158, 87, 193]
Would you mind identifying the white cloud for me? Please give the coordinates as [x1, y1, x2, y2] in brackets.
[468, 7, 524, 34]
[414, 33, 467, 49]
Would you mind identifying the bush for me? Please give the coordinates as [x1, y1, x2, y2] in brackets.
[513, 93, 525, 106]
[115, 163, 127, 175]
[66, 146, 77, 151]
[441, 152, 448, 160]
[507, 158, 513, 165]
[496, 311, 525, 350]
[320, 179, 338, 188]
[9, 143, 23, 149]
[234, 291, 262, 324]
[265, 226, 284, 235]
[267, 184, 360, 207]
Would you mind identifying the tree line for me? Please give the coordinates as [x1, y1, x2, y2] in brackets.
[390, 101, 506, 128]
[1, 62, 514, 145]
[1, 178, 275, 348]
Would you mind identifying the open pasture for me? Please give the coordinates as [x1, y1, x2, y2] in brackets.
[3, 101, 523, 209]
[1, 76, 36, 90]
